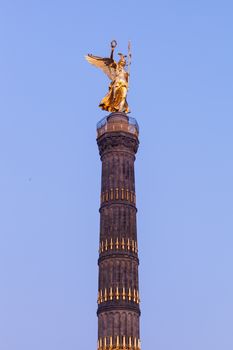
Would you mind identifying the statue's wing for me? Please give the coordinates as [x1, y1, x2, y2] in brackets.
[85, 54, 117, 80]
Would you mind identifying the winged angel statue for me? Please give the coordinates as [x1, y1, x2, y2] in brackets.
[85, 40, 131, 113]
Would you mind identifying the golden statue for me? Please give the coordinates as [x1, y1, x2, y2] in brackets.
[85, 40, 131, 113]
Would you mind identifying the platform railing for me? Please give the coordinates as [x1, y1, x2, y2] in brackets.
[97, 115, 139, 138]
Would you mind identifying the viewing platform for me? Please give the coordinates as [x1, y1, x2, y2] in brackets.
[97, 112, 139, 138]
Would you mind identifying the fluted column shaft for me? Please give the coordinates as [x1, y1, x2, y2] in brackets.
[96, 113, 140, 350]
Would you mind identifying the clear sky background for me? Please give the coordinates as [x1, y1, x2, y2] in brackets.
[0, 0, 233, 349]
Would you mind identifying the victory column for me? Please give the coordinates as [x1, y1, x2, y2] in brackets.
[86, 41, 141, 350]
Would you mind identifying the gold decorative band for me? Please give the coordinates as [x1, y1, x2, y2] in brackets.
[97, 336, 141, 350]
[101, 188, 136, 205]
[99, 238, 138, 254]
[98, 287, 140, 305]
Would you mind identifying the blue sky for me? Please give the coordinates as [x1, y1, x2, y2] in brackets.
[0, 1, 233, 349]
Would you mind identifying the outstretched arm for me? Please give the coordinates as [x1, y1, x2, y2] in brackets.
[110, 40, 117, 60]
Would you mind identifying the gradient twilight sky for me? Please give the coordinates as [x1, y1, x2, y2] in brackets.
[0, 1, 233, 349]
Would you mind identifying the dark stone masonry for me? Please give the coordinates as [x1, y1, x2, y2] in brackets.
[96, 112, 141, 350]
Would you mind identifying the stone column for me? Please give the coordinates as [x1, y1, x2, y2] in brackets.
[96, 112, 141, 350]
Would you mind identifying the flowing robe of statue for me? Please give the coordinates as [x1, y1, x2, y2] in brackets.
[85, 41, 131, 113]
